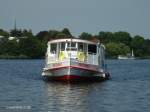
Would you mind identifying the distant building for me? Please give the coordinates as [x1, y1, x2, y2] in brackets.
[8, 36, 17, 40]
[8, 36, 28, 42]
[0, 36, 4, 41]
[0, 35, 4, 39]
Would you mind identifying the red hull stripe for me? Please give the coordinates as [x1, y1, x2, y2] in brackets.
[44, 65, 99, 72]
[54, 75, 81, 81]
[47, 75, 104, 81]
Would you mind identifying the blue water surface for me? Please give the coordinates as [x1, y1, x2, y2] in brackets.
[0, 59, 150, 112]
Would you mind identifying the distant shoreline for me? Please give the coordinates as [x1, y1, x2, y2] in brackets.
[1, 28, 150, 59]
[0, 55, 150, 60]
[0, 55, 44, 59]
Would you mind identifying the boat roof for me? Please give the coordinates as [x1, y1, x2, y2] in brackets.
[48, 38, 98, 45]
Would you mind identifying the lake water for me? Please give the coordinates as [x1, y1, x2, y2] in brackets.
[0, 59, 150, 112]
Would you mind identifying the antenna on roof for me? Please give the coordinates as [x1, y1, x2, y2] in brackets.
[14, 17, 17, 30]
[13, 17, 17, 30]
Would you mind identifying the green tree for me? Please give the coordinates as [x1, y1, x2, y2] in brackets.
[106, 42, 130, 58]
[10, 29, 23, 37]
[0, 29, 9, 37]
[0, 38, 8, 55]
[18, 37, 46, 58]
[0, 38, 19, 56]
[143, 39, 150, 57]
[55, 33, 68, 39]
[22, 29, 33, 37]
[48, 30, 59, 40]
[79, 32, 92, 40]
[130, 35, 145, 57]
[5, 40, 19, 56]
[62, 28, 72, 36]
[98, 31, 114, 43]
[36, 31, 49, 41]
[113, 31, 132, 46]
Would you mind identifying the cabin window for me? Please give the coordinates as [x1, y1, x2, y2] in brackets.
[78, 43, 83, 51]
[67, 42, 76, 47]
[83, 43, 88, 52]
[50, 43, 57, 54]
[66, 47, 77, 51]
[88, 44, 97, 54]
[61, 42, 65, 51]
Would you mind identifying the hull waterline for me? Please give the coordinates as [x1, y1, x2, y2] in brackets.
[43, 75, 110, 82]
[42, 66, 110, 82]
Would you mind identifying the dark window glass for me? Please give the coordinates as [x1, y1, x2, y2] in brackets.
[78, 43, 83, 51]
[66, 47, 77, 51]
[88, 44, 97, 54]
[67, 42, 76, 47]
[51, 43, 57, 54]
[61, 42, 65, 51]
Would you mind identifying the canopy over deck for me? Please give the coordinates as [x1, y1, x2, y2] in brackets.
[48, 38, 99, 45]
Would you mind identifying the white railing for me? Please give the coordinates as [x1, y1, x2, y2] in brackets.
[86, 54, 98, 65]
[46, 52, 99, 66]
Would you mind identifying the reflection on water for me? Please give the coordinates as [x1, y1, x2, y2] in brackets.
[43, 82, 104, 112]
[0, 60, 150, 112]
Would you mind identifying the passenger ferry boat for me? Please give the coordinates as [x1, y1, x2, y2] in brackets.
[42, 38, 110, 81]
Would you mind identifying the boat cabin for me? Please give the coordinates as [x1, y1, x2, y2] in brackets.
[46, 39, 105, 67]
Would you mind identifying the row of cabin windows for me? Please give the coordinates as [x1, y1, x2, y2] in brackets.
[50, 42, 97, 54]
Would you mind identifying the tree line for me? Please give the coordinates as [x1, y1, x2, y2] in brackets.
[0, 28, 150, 59]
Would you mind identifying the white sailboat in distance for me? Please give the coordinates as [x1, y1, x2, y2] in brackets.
[118, 50, 135, 60]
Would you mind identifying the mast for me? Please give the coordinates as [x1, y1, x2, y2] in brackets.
[13, 17, 17, 31]
[131, 49, 134, 57]
[14, 18, 17, 30]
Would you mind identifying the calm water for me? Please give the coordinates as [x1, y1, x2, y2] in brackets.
[0, 59, 150, 112]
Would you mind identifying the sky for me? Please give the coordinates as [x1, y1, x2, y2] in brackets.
[0, 0, 150, 38]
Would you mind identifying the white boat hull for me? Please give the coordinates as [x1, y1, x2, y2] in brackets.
[42, 59, 110, 81]
[118, 56, 135, 60]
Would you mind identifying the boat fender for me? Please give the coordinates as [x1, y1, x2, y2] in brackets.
[102, 73, 106, 78]
[105, 72, 110, 79]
